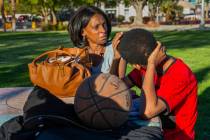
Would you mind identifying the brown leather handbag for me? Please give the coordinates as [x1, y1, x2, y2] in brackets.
[28, 47, 91, 98]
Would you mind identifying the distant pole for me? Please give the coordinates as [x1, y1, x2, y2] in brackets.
[200, 0, 205, 28]
[156, 6, 159, 23]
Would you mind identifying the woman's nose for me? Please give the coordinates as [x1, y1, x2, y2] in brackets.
[99, 25, 106, 33]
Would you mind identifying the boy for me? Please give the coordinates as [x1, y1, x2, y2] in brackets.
[117, 28, 198, 140]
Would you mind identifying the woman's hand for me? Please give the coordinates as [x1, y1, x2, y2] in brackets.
[112, 32, 123, 59]
[148, 41, 162, 67]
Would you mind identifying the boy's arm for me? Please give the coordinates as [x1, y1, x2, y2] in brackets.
[141, 63, 166, 119]
[141, 42, 167, 119]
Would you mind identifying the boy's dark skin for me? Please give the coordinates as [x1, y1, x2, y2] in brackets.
[115, 29, 197, 140]
[113, 39, 170, 118]
[125, 42, 172, 119]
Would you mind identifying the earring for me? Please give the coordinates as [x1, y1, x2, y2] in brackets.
[81, 36, 87, 47]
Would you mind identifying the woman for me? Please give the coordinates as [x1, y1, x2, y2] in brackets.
[68, 6, 126, 78]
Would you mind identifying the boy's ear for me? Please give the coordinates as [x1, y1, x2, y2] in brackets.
[133, 64, 141, 70]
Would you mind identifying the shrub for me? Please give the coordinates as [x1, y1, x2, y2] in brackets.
[129, 16, 134, 23]
[117, 15, 125, 23]
[41, 22, 67, 31]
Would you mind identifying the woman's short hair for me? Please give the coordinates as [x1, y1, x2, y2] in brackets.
[68, 6, 111, 47]
[118, 28, 157, 65]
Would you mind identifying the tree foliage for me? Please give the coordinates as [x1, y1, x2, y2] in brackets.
[160, 0, 183, 22]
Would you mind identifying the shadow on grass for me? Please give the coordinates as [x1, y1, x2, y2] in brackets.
[113, 30, 210, 50]
[0, 32, 72, 87]
[0, 63, 31, 87]
[196, 86, 210, 140]
[153, 30, 210, 50]
[194, 66, 210, 139]
[0, 32, 68, 41]
[194, 66, 210, 84]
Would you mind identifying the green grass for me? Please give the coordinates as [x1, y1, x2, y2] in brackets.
[0, 30, 210, 139]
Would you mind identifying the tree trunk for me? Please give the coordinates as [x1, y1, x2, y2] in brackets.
[131, 0, 147, 25]
[51, 9, 57, 25]
[41, 7, 49, 25]
[205, 4, 209, 20]
[149, 4, 156, 21]
[11, 0, 16, 32]
[0, 0, 6, 32]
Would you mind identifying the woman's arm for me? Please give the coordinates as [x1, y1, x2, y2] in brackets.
[109, 57, 126, 78]
[110, 32, 125, 77]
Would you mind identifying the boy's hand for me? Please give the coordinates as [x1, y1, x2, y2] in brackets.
[112, 32, 123, 59]
[148, 41, 162, 66]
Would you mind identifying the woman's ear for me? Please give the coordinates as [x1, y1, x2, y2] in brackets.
[82, 32, 85, 37]
[82, 29, 86, 37]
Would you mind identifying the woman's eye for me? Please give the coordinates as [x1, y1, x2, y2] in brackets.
[103, 23, 106, 29]
[93, 25, 99, 30]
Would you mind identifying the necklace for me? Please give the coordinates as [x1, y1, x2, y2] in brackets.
[88, 46, 104, 56]
[87, 46, 104, 67]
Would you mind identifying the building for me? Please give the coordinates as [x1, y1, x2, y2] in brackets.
[98, 0, 209, 23]
[99, 1, 149, 22]
[188, 0, 197, 5]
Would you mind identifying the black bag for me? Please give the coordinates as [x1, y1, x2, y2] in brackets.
[0, 86, 110, 140]
[0, 115, 37, 140]
[0, 86, 163, 140]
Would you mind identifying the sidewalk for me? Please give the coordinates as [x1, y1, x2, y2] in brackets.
[0, 87, 32, 125]
[112, 24, 210, 32]
[0, 28, 42, 32]
[1, 24, 210, 32]
[0, 87, 75, 125]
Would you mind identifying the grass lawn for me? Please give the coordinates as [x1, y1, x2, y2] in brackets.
[0, 30, 210, 139]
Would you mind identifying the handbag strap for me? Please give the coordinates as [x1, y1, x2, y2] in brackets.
[32, 50, 73, 66]
[32, 46, 90, 65]
[70, 63, 91, 77]
[75, 47, 88, 58]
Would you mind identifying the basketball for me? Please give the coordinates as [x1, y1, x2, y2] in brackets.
[74, 73, 132, 130]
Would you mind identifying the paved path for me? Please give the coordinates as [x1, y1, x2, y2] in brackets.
[112, 24, 210, 32]
[0, 87, 75, 126]
[0, 87, 32, 125]
[1, 24, 210, 32]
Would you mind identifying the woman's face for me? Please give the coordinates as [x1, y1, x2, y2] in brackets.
[82, 14, 108, 46]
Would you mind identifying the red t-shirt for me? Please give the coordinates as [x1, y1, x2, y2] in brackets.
[128, 59, 198, 140]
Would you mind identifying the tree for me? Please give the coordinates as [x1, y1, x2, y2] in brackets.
[148, 0, 163, 22]
[91, 0, 146, 25]
[23, 0, 52, 25]
[0, 0, 7, 32]
[23, 0, 76, 26]
[205, 0, 210, 20]
[130, 0, 148, 25]
[160, 0, 182, 22]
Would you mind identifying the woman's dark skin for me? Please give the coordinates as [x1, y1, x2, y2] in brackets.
[82, 13, 126, 78]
